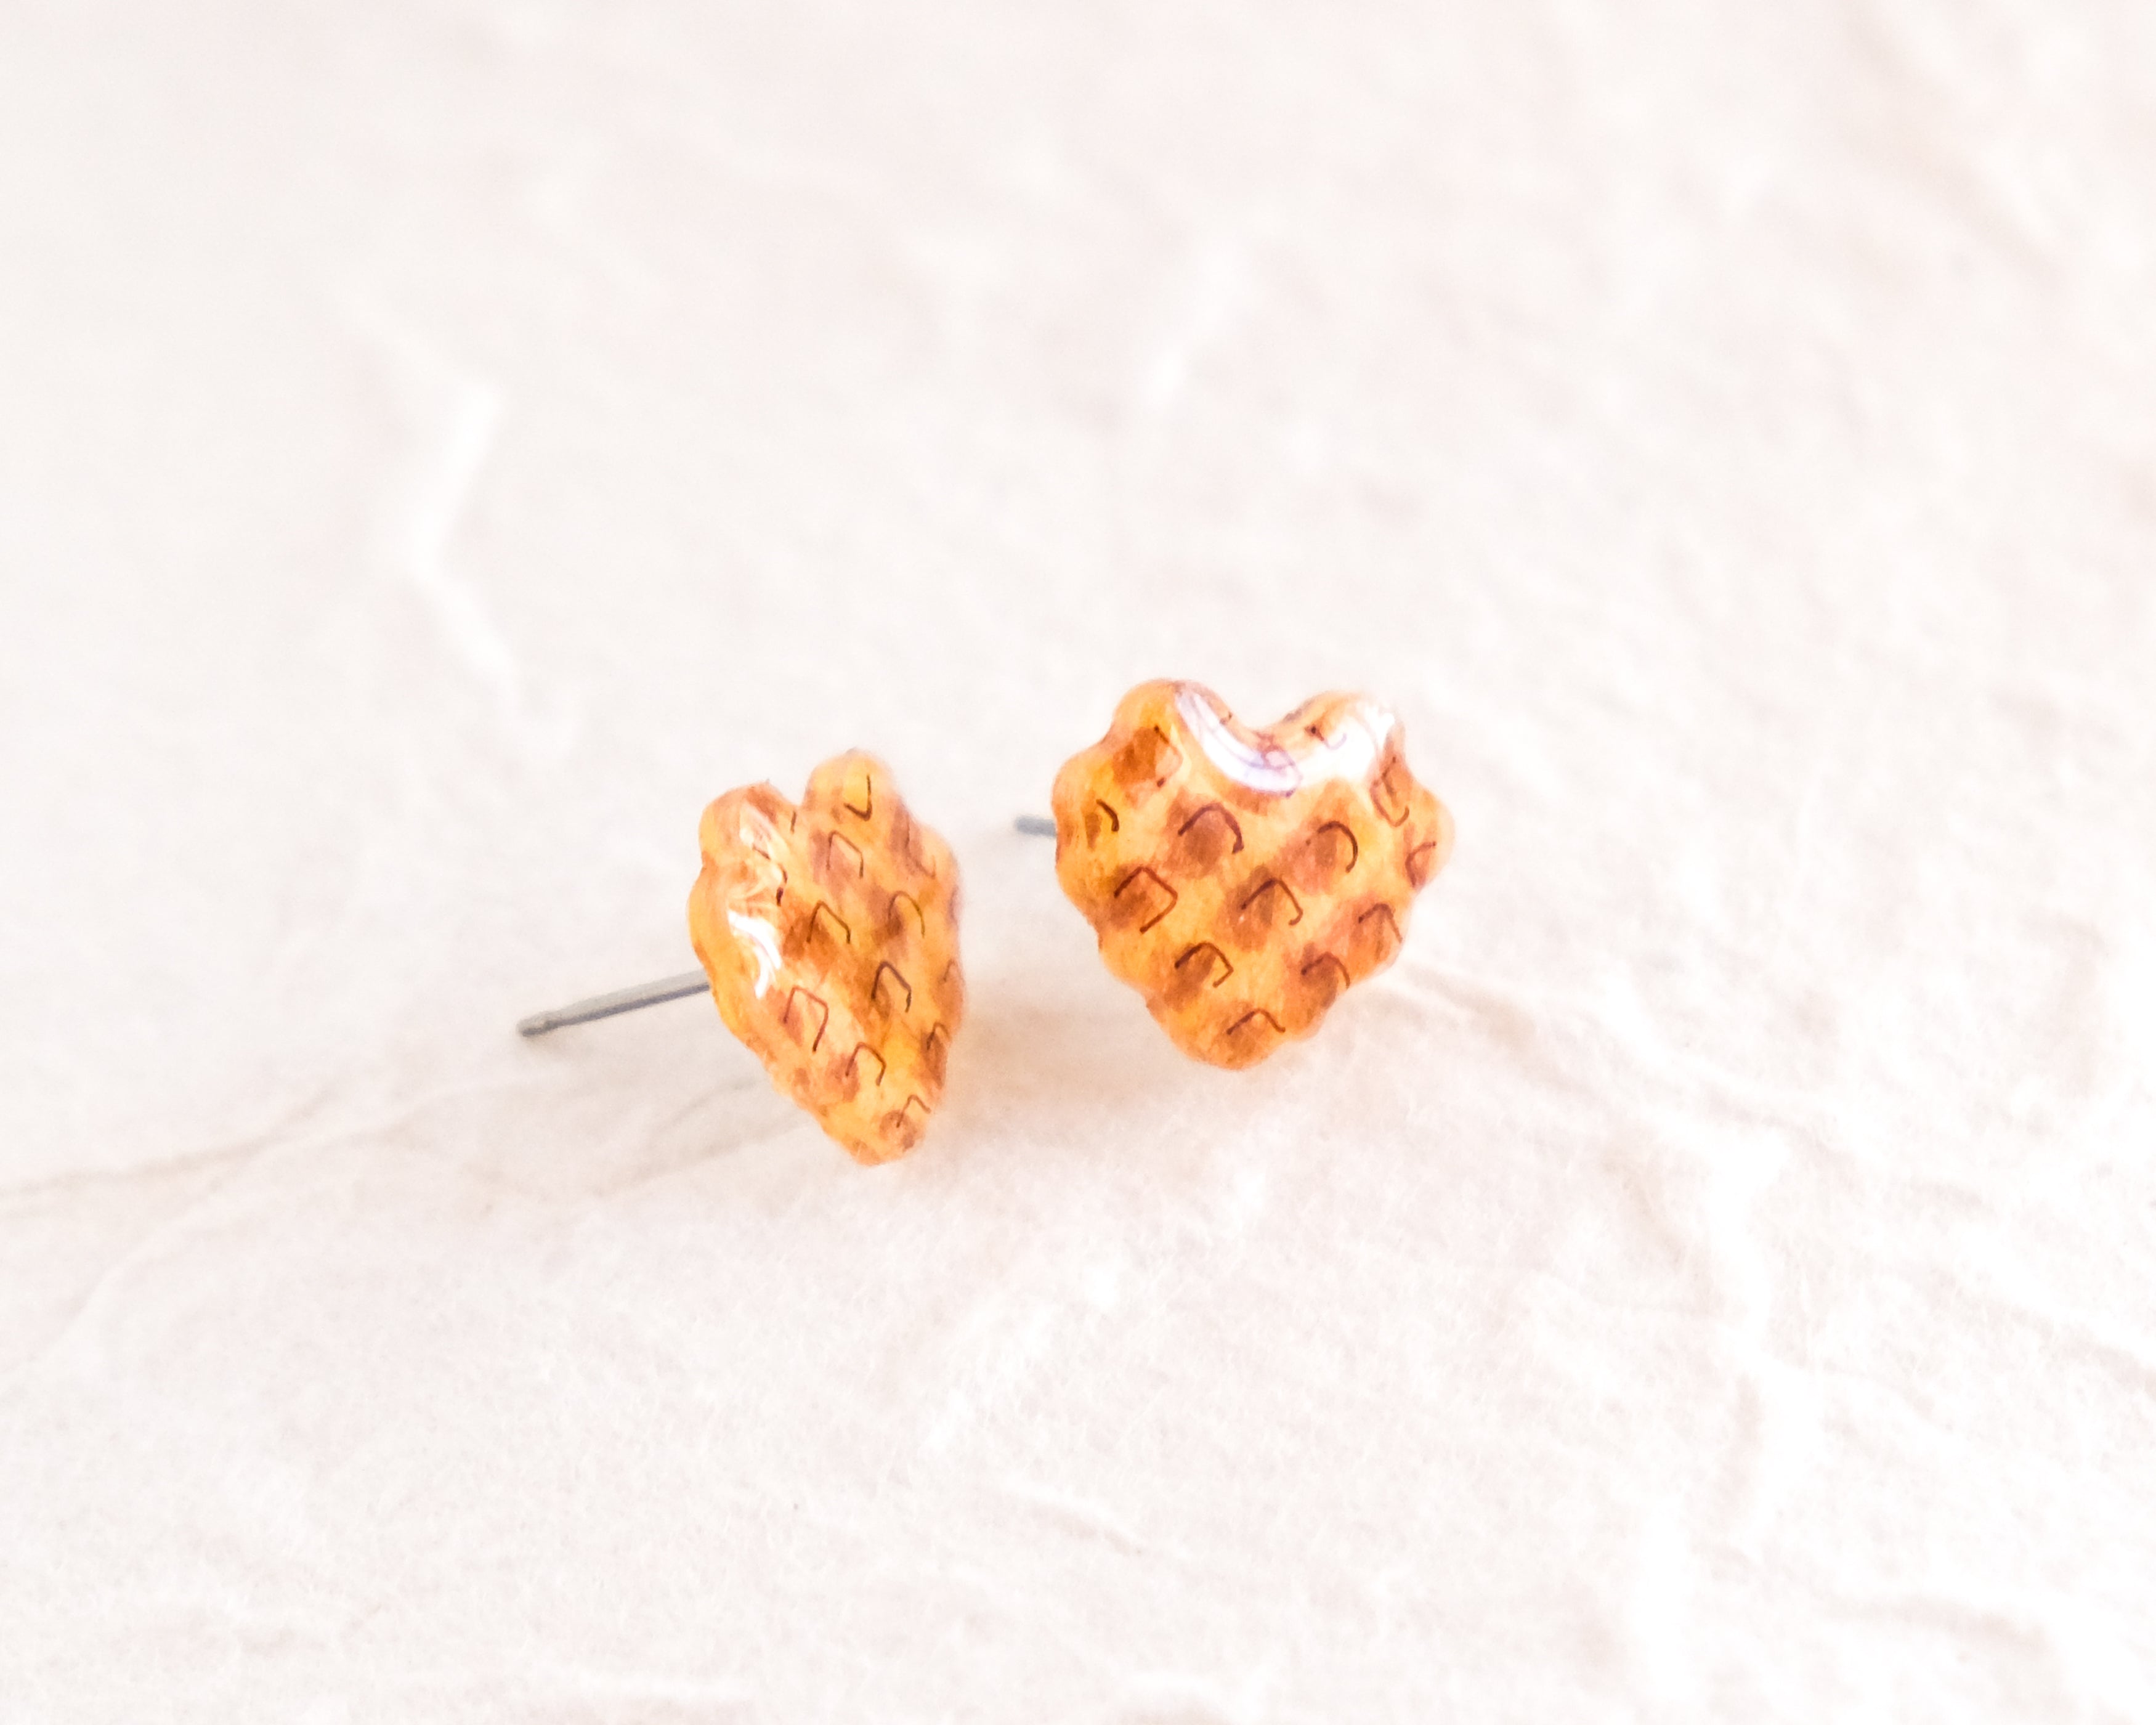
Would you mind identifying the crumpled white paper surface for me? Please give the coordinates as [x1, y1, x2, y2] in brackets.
[4, 2, 2153, 1719]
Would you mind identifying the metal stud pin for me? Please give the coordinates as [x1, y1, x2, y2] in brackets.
[515, 815, 1058, 1037]
[516, 971, 711, 1038]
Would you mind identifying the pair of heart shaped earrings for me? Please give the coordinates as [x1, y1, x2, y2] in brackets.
[519, 680, 1454, 1164]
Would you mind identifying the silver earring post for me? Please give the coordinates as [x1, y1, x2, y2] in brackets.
[517, 970, 713, 1038]
[515, 815, 1058, 1037]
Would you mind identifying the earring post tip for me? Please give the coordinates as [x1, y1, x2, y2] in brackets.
[515, 969, 711, 1038]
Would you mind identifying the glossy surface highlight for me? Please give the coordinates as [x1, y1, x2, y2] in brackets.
[1052, 681, 1453, 1070]
[687, 752, 964, 1163]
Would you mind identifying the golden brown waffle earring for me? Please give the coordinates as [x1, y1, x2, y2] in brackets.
[519, 752, 964, 1165]
[1047, 680, 1452, 1069]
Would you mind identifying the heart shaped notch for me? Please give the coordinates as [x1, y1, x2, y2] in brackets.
[688, 752, 964, 1163]
[1050, 681, 1453, 1070]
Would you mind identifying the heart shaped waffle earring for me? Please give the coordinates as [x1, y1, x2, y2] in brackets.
[1047, 681, 1451, 1069]
[519, 752, 965, 1165]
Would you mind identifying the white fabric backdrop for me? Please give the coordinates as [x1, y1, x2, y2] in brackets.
[4, 2, 2154, 1718]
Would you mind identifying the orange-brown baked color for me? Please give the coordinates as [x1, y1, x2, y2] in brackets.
[687, 752, 964, 1163]
[1051, 682, 1451, 1069]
